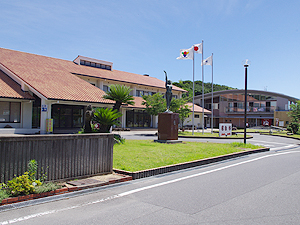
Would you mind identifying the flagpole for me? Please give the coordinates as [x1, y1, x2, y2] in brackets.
[202, 40, 204, 135]
[211, 53, 214, 134]
[192, 50, 195, 135]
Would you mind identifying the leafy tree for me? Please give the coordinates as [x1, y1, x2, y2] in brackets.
[170, 98, 191, 129]
[288, 122, 299, 134]
[173, 80, 236, 102]
[288, 100, 300, 122]
[103, 84, 135, 111]
[92, 108, 122, 133]
[287, 100, 300, 134]
[142, 93, 166, 116]
[142, 94, 192, 128]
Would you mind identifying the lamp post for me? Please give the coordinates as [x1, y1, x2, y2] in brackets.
[243, 60, 250, 144]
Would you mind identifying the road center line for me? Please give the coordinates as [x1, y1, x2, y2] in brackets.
[2, 150, 300, 224]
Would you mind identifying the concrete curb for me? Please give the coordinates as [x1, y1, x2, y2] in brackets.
[114, 147, 269, 179]
[260, 133, 300, 140]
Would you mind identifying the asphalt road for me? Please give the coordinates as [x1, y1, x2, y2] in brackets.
[1, 134, 300, 224]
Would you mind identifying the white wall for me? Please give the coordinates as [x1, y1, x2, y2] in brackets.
[22, 101, 32, 129]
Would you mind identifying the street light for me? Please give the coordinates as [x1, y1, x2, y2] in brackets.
[243, 59, 250, 144]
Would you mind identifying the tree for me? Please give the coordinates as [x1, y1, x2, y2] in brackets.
[288, 100, 300, 123]
[288, 100, 300, 134]
[170, 98, 191, 129]
[103, 84, 135, 111]
[172, 80, 236, 102]
[142, 95, 192, 129]
[142, 93, 166, 116]
[92, 108, 122, 133]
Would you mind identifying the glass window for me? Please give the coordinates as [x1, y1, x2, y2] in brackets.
[52, 105, 84, 128]
[0, 102, 20, 123]
[10, 103, 20, 122]
[136, 90, 143, 97]
[103, 85, 110, 92]
[0, 102, 10, 122]
[73, 107, 83, 128]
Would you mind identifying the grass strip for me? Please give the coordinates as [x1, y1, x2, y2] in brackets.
[113, 140, 262, 172]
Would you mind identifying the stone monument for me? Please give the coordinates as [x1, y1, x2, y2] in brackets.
[155, 71, 181, 143]
[84, 105, 94, 133]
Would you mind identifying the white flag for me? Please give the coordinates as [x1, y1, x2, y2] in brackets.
[202, 55, 213, 66]
[193, 43, 203, 54]
[176, 47, 194, 60]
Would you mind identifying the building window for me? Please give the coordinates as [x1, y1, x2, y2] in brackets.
[195, 115, 199, 118]
[80, 60, 111, 71]
[0, 102, 21, 123]
[126, 109, 151, 127]
[136, 90, 144, 97]
[103, 85, 110, 92]
[52, 105, 84, 128]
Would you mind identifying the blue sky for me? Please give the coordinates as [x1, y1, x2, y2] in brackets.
[1, 0, 299, 98]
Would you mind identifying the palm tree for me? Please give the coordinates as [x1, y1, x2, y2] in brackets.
[92, 108, 122, 133]
[103, 84, 135, 111]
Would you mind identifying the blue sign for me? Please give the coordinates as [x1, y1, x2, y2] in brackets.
[42, 105, 48, 112]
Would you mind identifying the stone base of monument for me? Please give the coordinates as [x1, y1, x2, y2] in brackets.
[156, 112, 182, 143]
[154, 139, 182, 144]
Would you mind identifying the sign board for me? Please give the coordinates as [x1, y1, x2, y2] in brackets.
[219, 123, 232, 137]
[42, 105, 48, 112]
[46, 119, 53, 133]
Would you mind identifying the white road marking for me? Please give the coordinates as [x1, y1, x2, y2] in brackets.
[1, 150, 300, 224]
[271, 144, 298, 151]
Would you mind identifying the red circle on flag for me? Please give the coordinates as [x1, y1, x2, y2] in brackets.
[194, 46, 198, 51]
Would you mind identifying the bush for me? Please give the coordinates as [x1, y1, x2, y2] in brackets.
[34, 183, 62, 194]
[0, 159, 58, 200]
[288, 122, 299, 134]
[0, 189, 10, 202]
[114, 134, 125, 145]
[0, 183, 10, 202]
[6, 172, 39, 196]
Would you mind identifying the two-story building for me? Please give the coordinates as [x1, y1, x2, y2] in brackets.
[0, 48, 210, 134]
[195, 89, 298, 128]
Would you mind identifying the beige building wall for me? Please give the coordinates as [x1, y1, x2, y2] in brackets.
[274, 111, 291, 127]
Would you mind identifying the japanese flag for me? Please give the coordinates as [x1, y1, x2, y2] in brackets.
[193, 43, 203, 54]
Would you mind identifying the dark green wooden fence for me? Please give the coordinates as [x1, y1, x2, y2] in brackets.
[0, 133, 114, 183]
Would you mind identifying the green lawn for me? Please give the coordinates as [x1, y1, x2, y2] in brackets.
[113, 140, 262, 172]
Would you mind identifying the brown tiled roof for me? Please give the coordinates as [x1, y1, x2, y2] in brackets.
[0, 70, 34, 100]
[0, 48, 186, 104]
[123, 96, 146, 109]
[73, 67, 186, 92]
[186, 102, 211, 114]
[0, 48, 113, 103]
